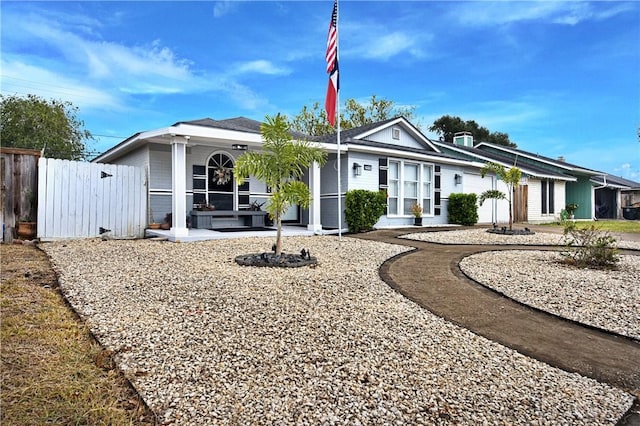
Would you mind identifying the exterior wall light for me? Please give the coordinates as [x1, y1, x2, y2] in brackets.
[454, 174, 462, 185]
[353, 162, 362, 176]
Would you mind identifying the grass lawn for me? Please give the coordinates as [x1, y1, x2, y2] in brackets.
[541, 220, 640, 233]
[0, 244, 155, 425]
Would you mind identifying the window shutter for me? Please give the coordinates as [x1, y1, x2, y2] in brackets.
[541, 180, 548, 214]
[434, 165, 441, 215]
[379, 158, 388, 214]
[193, 165, 206, 206]
[549, 180, 555, 213]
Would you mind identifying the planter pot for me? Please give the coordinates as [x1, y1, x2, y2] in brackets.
[148, 223, 161, 230]
[17, 221, 37, 239]
[414, 217, 423, 226]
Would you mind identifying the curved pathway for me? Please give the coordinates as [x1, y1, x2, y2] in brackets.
[354, 228, 640, 398]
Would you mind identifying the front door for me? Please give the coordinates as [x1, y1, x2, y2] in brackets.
[207, 153, 234, 210]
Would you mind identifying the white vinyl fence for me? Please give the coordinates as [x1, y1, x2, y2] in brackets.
[38, 158, 147, 240]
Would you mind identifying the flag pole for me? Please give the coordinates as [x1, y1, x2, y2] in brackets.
[336, 0, 341, 240]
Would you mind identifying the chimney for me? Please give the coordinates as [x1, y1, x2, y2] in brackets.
[557, 156, 565, 162]
[453, 131, 473, 147]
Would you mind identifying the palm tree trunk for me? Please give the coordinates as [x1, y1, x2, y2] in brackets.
[275, 215, 283, 256]
[509, 201, 513, 231]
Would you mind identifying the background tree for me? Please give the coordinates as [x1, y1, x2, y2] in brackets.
[479, 162, 522, 230]
[289, 95, 418, 136]
[0, 94, 93, 160]
[429, 115, 516, 147]
[234, 114, 327, 255]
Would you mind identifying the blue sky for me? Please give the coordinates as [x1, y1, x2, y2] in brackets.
[2, 1, 639, 179]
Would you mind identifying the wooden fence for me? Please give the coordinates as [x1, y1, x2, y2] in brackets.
[37, 158, 147, 240]
[1, 148, 41, 243]
[513, 185, 528, 223]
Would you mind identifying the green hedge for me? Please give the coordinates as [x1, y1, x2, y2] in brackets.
[448, 193, 478, 226]
[345, 190, 387, 233]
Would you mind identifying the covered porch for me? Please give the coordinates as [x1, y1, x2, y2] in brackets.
[92, 117, 342, 241]
[145, 224, 333, 242]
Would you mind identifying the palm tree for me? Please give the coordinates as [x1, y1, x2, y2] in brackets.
[234, 114, 327, 255]
[479, 162, 522, 230]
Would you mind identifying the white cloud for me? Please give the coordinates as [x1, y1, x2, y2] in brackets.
[213, 1, 237, 18]
[346, 29, 428, 61]
[234, 60, 291, 76]
[614, 163, 640, 180]
[449, 1, 632, 27]
[366, 32, 419, 60]
[446, 99, 547, 131]
[0, 59, 123, 111]
[1, 8, 273, 112]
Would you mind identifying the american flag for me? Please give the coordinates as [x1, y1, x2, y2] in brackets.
[325, 0, 338, 127]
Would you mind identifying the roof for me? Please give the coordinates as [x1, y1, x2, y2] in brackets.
[474, 141, 601, 175]
[312, 116, 440, 153]
[345, 139, 467, 162]
[175, 117, 262, 134]
[434, 140, 575, 181]
[312, 117, 399, 143]
[591, 174, 640, 190]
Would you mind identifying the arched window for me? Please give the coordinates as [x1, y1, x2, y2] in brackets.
[207, 153, 234, 210]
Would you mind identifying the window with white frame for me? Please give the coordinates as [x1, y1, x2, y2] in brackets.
[388, 161, 399, 215]
[422, 164, 433, 214]
[403, 163, 419, 215]
[387, 159, 434, 216]
[541, 179, 555, 214]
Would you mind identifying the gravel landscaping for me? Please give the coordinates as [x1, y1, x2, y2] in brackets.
[460, 250, 640, 340]
[401, 228, 640, 250]
[42, 236, 634, 425]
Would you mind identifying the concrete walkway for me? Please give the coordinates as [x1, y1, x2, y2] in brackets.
[353, 228, 640, 422]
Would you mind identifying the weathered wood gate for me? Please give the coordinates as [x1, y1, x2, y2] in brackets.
[1, 148, 41, 243]
[38, 158, 147, 240]
[513, 185, 528, 223]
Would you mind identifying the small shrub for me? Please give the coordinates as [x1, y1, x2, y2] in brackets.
[448, 193, 479, 226]
[559, 208, 569, 223]
[561, 222, 619, 269]
[345, 189, 387, 233]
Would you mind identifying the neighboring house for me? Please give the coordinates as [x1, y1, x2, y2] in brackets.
[436, 133, 639, 221]
[591, 174, 640, 219]
[434, 135, 573, 223]
[93, 116, 506, 239]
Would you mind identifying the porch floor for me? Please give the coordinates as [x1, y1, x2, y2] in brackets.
[145, 225, 333, 242]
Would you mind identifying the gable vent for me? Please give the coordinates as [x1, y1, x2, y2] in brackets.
[392, 128, 400, 140]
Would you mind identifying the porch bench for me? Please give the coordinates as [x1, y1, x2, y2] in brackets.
[190, 210, 269, 229]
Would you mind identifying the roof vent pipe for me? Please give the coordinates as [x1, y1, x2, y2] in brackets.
[557, 156, 565, 162]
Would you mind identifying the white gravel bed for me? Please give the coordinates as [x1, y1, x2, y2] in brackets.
[402, 228, 640, 250]
[42, 236, 633, 425]
[460, 251, 640, 340]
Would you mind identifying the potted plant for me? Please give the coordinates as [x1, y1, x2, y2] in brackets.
[412, 203, 423, 226]
[565, 203, 579, 219]
[17, 215, 37, 239]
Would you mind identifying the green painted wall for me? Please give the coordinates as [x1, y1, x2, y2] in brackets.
[565, 175, 593, 219]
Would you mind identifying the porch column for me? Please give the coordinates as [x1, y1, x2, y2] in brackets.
[307, 161, 323, 233]
[171, 135, 189, 238]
